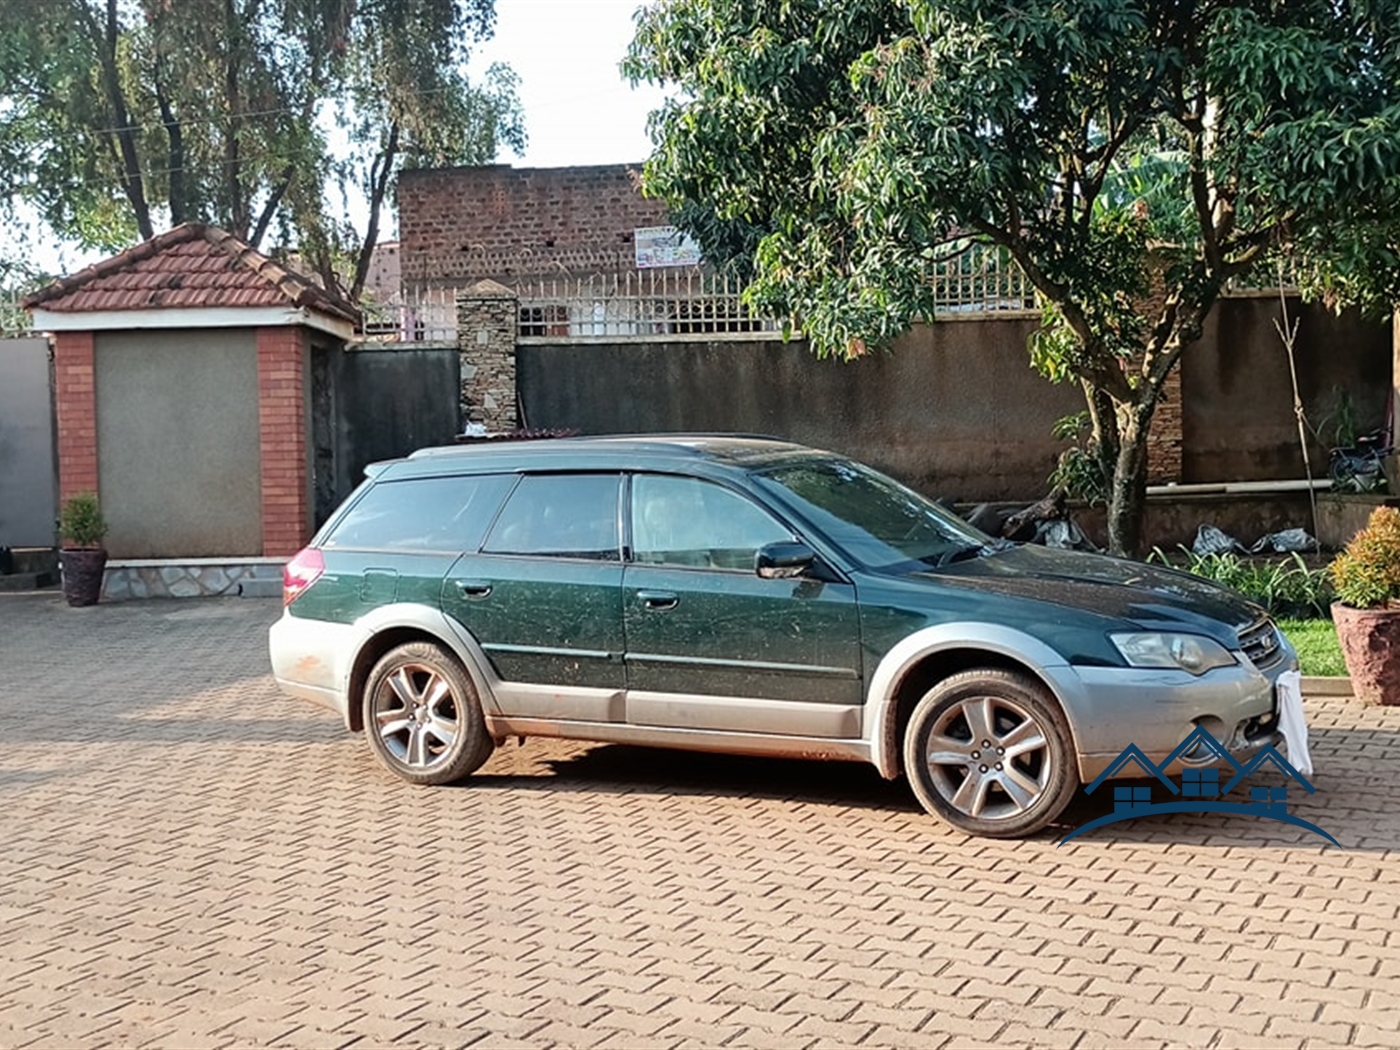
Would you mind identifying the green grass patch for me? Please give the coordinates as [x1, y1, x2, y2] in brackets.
[1277, 618, 1348, 677]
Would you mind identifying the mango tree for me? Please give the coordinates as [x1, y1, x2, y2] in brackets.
[626, 0, 1400, 556]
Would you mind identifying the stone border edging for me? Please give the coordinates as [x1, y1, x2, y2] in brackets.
[1301, 675, 1353, 696]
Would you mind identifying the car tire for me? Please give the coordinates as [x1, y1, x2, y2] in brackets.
[362, 641, 495, 786]
[903, 667, 1077, 838]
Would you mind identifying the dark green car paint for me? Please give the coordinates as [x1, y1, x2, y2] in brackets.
[292, 551, 463, 624]
[622, 563, 862, 704]
[442, 554, 626, 689]
[853, 572, 1129, 674]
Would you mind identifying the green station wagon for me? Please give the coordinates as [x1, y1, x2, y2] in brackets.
[269, 436, 1295, 837]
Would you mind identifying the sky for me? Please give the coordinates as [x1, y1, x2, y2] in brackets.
[471, 0, 669, 169]
[5, 0, 669, 275]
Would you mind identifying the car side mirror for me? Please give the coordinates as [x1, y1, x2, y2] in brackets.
[756, 541, 817, 579]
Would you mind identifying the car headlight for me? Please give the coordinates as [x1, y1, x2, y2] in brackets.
[1109, 632, 1237, 675]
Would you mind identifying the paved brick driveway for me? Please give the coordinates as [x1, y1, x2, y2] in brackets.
[1, 592, 1398, 1049]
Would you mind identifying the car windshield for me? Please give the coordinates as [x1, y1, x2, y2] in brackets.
[754, 457, 997, 574]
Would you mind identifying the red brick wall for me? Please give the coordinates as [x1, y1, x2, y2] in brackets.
[1135, 265, 1184, 485]
[54, 330, 99, 502]
[256, 327, 309, 555]
[1147, 365, 1183, 485]
[398, 164, 669, 287]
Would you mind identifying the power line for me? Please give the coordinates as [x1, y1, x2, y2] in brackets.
[3, 126, 528, 210]
[5, 81, 491, 147]
[4, 145, 364, 204]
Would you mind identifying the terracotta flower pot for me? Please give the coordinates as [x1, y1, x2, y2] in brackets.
[61, 547, 108, 608]
[1331, 601, 1400, 705]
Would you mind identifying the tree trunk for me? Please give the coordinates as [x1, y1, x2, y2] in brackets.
[1106, 402, 1152, 558]
[95, 0, 154, 240]
[249, 165, 295, 249]
[223, 0, 247, 238]
[1081, 380, 1118, 483]
[350, 122, 400, 302]
[155, 78, 187, 225]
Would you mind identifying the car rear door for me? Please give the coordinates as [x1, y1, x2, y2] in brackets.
[621, 472, 863, 738]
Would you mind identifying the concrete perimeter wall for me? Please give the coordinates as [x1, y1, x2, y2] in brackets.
[1184, 298, 1392, 482]
[515, 298, 1390, 504]
[518, 318, 1082, 503]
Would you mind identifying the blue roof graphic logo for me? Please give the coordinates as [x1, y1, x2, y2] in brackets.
[1060, 729, 1335, 846]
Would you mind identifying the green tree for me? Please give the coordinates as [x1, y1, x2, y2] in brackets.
[0, 0, 523, 296]
[626, 0, 1400, 556]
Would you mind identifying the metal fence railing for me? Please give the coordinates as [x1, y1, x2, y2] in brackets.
[1223, 258, 1300, 297]
[515, 269, 778, 339]
[7, 241, 1296, 348]
[356, 287, 459, 344]
[925, 244, 1037, 315]
[362, 245, 1045, 344]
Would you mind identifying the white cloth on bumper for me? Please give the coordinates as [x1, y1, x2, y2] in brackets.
[1274, 669, 1313, 776]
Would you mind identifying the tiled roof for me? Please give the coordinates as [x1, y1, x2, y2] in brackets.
[22, 224, 360, 324]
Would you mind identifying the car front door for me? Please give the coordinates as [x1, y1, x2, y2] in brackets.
[622, 472, 863, 739]
[442, 472, 626, 723]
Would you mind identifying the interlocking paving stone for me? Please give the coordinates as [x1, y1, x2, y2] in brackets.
[2, 591, 1399, 1048]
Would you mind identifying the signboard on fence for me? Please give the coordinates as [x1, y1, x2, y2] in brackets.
[634, 226, 703, 269]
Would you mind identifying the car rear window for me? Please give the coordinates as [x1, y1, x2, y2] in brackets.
[323, 473, 513, 552]
[483, 474, 621, 560]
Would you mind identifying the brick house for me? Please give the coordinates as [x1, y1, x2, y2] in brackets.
[398, 163, 669, 293]
[395, 163, 683, 341]
[23, 224, 358, 565]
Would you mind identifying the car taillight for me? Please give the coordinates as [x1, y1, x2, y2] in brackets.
[283, 547, 325, 605]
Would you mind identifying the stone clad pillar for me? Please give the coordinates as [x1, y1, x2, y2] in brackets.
[456, 280, 519, 433]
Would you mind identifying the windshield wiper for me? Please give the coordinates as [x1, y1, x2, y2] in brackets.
[932, 543, 989, 567]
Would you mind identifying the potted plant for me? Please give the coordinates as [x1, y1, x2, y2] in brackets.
[1329, 505, 1400, 704]
[59, 492, 109, 607]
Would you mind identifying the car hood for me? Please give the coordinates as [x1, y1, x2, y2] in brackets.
[921, 544, 1266, 643]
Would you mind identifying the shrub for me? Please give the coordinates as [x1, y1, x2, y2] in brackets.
[1149, 547, 1333, 619]
[1047, 412, 1108, 506]
[1330, 506, 1400, 609]
[58, 492, 108, 548]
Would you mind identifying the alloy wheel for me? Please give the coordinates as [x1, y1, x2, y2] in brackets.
[921, 694, 1052, 821]
[372, 662, 461, 770]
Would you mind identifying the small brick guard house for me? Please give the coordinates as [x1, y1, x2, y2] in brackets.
[23, 224, 359, 559]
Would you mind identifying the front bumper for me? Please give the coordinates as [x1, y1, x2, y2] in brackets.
[1049, 641, 1297, 783]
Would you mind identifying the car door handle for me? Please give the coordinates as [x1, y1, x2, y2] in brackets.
[455, 580, 493, 600]
[637, 590, 679, 611]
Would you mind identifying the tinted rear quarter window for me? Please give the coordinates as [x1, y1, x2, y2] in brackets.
[324, 474, 513, 552]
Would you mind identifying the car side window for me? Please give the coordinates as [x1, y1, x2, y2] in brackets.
[323, 474, 513, 552]
[631, 474, 793, 571]
[482, 473, 621, 560]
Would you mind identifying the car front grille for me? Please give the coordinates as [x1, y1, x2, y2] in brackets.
[1238, 617, 1283, 669]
